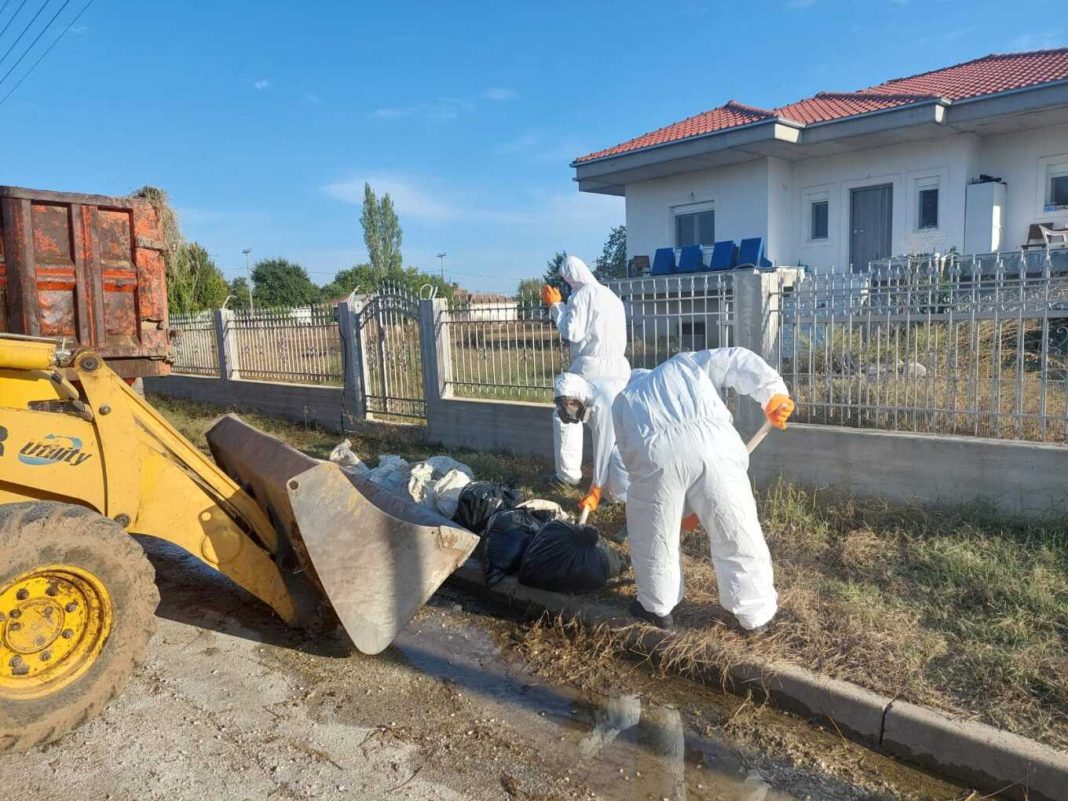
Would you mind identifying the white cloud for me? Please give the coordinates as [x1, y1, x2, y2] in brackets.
[483, 87, 517, 101]
[493, 133, 540, 155]
[1009, 31, 1065, 51]
[369, 97, 470, 121]
[321, 173, 622, 233]
[69, 24, 90, 35]
[305, 93, 321, 104]
[253, 78, 270, 91]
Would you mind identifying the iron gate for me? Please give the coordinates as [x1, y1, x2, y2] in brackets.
[355, 283, 427, 421]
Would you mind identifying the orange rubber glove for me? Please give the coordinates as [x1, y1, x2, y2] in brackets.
[764, 394, 795, 430]
[541, 284, 562, 306]
[578, 485, 602, 514]
[681, 513, 700, 533]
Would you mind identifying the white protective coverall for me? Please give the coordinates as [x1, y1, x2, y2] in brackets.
[549, 256, 629, 485]
[611, 348, 788, 630]
[553, 372, 629, 502]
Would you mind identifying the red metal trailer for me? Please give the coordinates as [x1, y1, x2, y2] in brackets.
[0, 186, 170, 377]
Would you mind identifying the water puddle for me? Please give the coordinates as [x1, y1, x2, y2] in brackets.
[391, 602, 802, 801]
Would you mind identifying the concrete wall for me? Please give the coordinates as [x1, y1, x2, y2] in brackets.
[749, 423, 1068, 519]
[420, 394, 1068, 520]
[143, 374, 345, 432]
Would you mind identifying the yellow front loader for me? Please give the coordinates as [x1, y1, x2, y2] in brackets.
[0, 334, 478, 751]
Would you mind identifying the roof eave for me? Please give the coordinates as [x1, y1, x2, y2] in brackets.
[570, 116, 802, 169]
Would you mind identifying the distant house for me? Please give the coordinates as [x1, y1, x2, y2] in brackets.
[451, 291, 518, 322]
[572, 49, 1068, 272]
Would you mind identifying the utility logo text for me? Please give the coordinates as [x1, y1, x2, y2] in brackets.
[18, 434, 93, 467]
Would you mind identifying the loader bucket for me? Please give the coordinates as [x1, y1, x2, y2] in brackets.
[206, 415, 479, 654]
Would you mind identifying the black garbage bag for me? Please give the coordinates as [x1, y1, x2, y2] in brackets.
[480, 508, 545, 586]
[518, 520, 625, 593]
[453, 481, 524, 534]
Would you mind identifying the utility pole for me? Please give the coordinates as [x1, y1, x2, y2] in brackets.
[436, 252, 446, 281]
[242, 248, 254, 312]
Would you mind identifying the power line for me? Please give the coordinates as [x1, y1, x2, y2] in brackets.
[0, 0, 89, 105]
[0, 0, 70, 90]
[0, 1, 17, 27]
[0, 0, 51, 73]
[0, 0, 31, 43]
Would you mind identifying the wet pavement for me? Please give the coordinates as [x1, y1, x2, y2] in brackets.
[0, 539, 972, 800]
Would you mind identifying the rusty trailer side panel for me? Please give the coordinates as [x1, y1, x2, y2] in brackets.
[0, 186, 170, 377]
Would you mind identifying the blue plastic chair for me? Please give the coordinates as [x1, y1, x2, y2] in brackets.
[737, 237, 772, 268]
[651, 247, 676, 276]
[676, 245, 704, 273]
[708, 240, 737, 271]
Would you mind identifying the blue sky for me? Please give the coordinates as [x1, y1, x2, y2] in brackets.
[3, 0, 1065, 291]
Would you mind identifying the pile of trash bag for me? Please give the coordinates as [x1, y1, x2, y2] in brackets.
[480, 500, 569, 587]
[452, 481, 524, 534]
[328, 442, 474, 519]
[328, 440, 625, 594]
[518, 519, 625, 593]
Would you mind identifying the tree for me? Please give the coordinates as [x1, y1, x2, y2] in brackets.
[229, 277, 252, 311]
[379, 193, 403, 275]
[320, 263, 456, 302]
[595, 225, 627, 280]
[360, 183, 404, 276]
[542, 251, 568, 286]
[250, 258, 320, 308]
[515, 278, 542, 300]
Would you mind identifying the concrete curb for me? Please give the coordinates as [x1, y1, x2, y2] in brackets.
[447, 560, 1068, 801]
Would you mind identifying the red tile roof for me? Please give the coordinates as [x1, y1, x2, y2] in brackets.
[575, 49, 1068, 164]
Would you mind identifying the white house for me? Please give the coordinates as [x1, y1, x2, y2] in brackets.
[571, 49, 1068, 272]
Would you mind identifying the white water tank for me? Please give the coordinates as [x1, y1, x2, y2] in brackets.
[964, 180, 1006, 254]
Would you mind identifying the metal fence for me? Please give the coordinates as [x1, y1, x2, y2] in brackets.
[445, 294, 568, 403]
[443, 274, 736, 404]
[169, 312, 219, 376]
[775, 250, 1068, 442]
[227, 304, 343, 384]
[609, 273, 734, 369]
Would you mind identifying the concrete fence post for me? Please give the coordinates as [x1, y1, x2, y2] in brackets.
[213, 308, 238, 381]
[418, 298, 452, 429]
[732, 269, 783, 433]
[336, 300, 367, 427]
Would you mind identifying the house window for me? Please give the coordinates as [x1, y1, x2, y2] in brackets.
[918, 187, 939, 230]
[675, 210, 715, 247]
[810, 201, 829, 240]
[1049, 168, 1068, 210]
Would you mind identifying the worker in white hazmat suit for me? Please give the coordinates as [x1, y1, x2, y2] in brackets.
[611, 348, 795, 633]
[553, 372, 630, 514]
[542, 256, 629, 486]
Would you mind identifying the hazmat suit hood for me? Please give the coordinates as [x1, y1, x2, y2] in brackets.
[554, 372, 593, 404]
[560, 256, 598, 289]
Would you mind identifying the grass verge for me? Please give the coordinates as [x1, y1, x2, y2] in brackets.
[150, 394, 1068, 750]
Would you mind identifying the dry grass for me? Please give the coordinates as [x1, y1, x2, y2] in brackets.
[151, 395, 1068, 750]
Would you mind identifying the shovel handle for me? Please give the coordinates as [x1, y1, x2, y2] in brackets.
[745, 420, 775, 454]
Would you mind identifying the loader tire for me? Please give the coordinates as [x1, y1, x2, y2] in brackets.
[0, 502, 160, 751]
